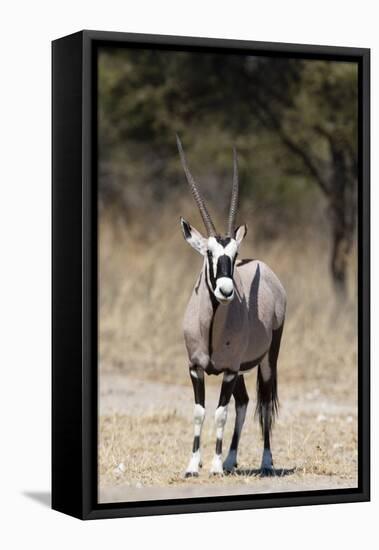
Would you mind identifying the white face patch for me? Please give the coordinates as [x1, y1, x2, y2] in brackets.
[207, 237, 224, 275]
[224, 240, 238, 256]
[207, 237, 238, 262]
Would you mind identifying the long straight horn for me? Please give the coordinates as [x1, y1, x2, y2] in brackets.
[176, 135, 217, 236]
[227, 147, 239, 236]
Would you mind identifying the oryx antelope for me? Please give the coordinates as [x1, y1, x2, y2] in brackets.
[177, 136, 287, 477]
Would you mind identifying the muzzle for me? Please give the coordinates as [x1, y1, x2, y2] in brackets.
[214, 277, 234, 304]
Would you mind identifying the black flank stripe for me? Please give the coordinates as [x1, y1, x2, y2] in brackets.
[237, 258, 254, 267]
[240, 352, 268, 372]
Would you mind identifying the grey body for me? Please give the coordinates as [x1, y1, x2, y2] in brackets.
[176, 135, 286, 476]
[184, 259, 286, 374]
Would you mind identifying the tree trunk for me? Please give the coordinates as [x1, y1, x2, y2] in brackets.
[253, 100, 357, 297]
[330, 215, 352, 296]
[329, 143, 357, 297]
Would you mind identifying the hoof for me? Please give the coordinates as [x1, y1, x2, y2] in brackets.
[210, 471, 224, 477]
[210, 454, 224, 476]
[260, 467, 275, 477]
[184, 471, 199, 478]
[223, 450, 238, 474]
[223, 462, 237, 474]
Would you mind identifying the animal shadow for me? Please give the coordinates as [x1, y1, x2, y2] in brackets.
[229, 467, 296, 478]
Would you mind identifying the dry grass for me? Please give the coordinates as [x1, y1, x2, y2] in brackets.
[98, 199, 358, 498]
[99, 403, 357, 489]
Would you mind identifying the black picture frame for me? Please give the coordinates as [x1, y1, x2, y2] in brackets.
[52, 30, 370, 520]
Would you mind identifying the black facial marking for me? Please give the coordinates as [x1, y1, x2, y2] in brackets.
[233, 253, 238, 269]
[216, 255, 232, 279]
[216, 236, 231, 247]
[206, 251, 217, 290]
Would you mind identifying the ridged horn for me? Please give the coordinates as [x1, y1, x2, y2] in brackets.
[176, 135, 217, 236]
[227, 147, 239, 236]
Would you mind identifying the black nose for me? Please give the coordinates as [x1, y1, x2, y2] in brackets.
[220, 287, 233, 298]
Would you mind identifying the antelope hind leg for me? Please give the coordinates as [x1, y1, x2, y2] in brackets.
[223, 374, 249, 473]
[257, 325, 283, 476]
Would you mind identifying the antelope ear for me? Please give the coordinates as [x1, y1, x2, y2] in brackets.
[234, 224, 247, 247]
[180, 217, 207, 256]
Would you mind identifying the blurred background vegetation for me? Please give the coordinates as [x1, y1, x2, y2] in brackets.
[98, 48, 358, 294]
[98, 49, 358, 491]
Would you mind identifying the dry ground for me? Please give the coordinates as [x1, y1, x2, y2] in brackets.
[98, 203, 358, 502]
[99, 372, 357, 502]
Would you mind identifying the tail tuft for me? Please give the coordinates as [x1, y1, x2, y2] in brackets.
[255, 363, 279, 437]
[254, 323, 283, 437]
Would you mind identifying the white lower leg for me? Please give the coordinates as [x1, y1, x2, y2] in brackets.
[185, 404, 205, 476]
[210, 405, 228, 474]
[186, 450, 202, 474]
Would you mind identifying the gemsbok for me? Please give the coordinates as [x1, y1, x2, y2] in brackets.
[177, 136, 287, 477]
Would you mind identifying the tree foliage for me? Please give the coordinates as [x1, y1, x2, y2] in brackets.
[98, 48, 358, 293]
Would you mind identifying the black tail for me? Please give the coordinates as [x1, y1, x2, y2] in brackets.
[255, 324, 283, 436]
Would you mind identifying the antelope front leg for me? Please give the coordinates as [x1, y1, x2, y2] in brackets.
[210, 371, 237, 475]
[185, 366, 205, 477]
